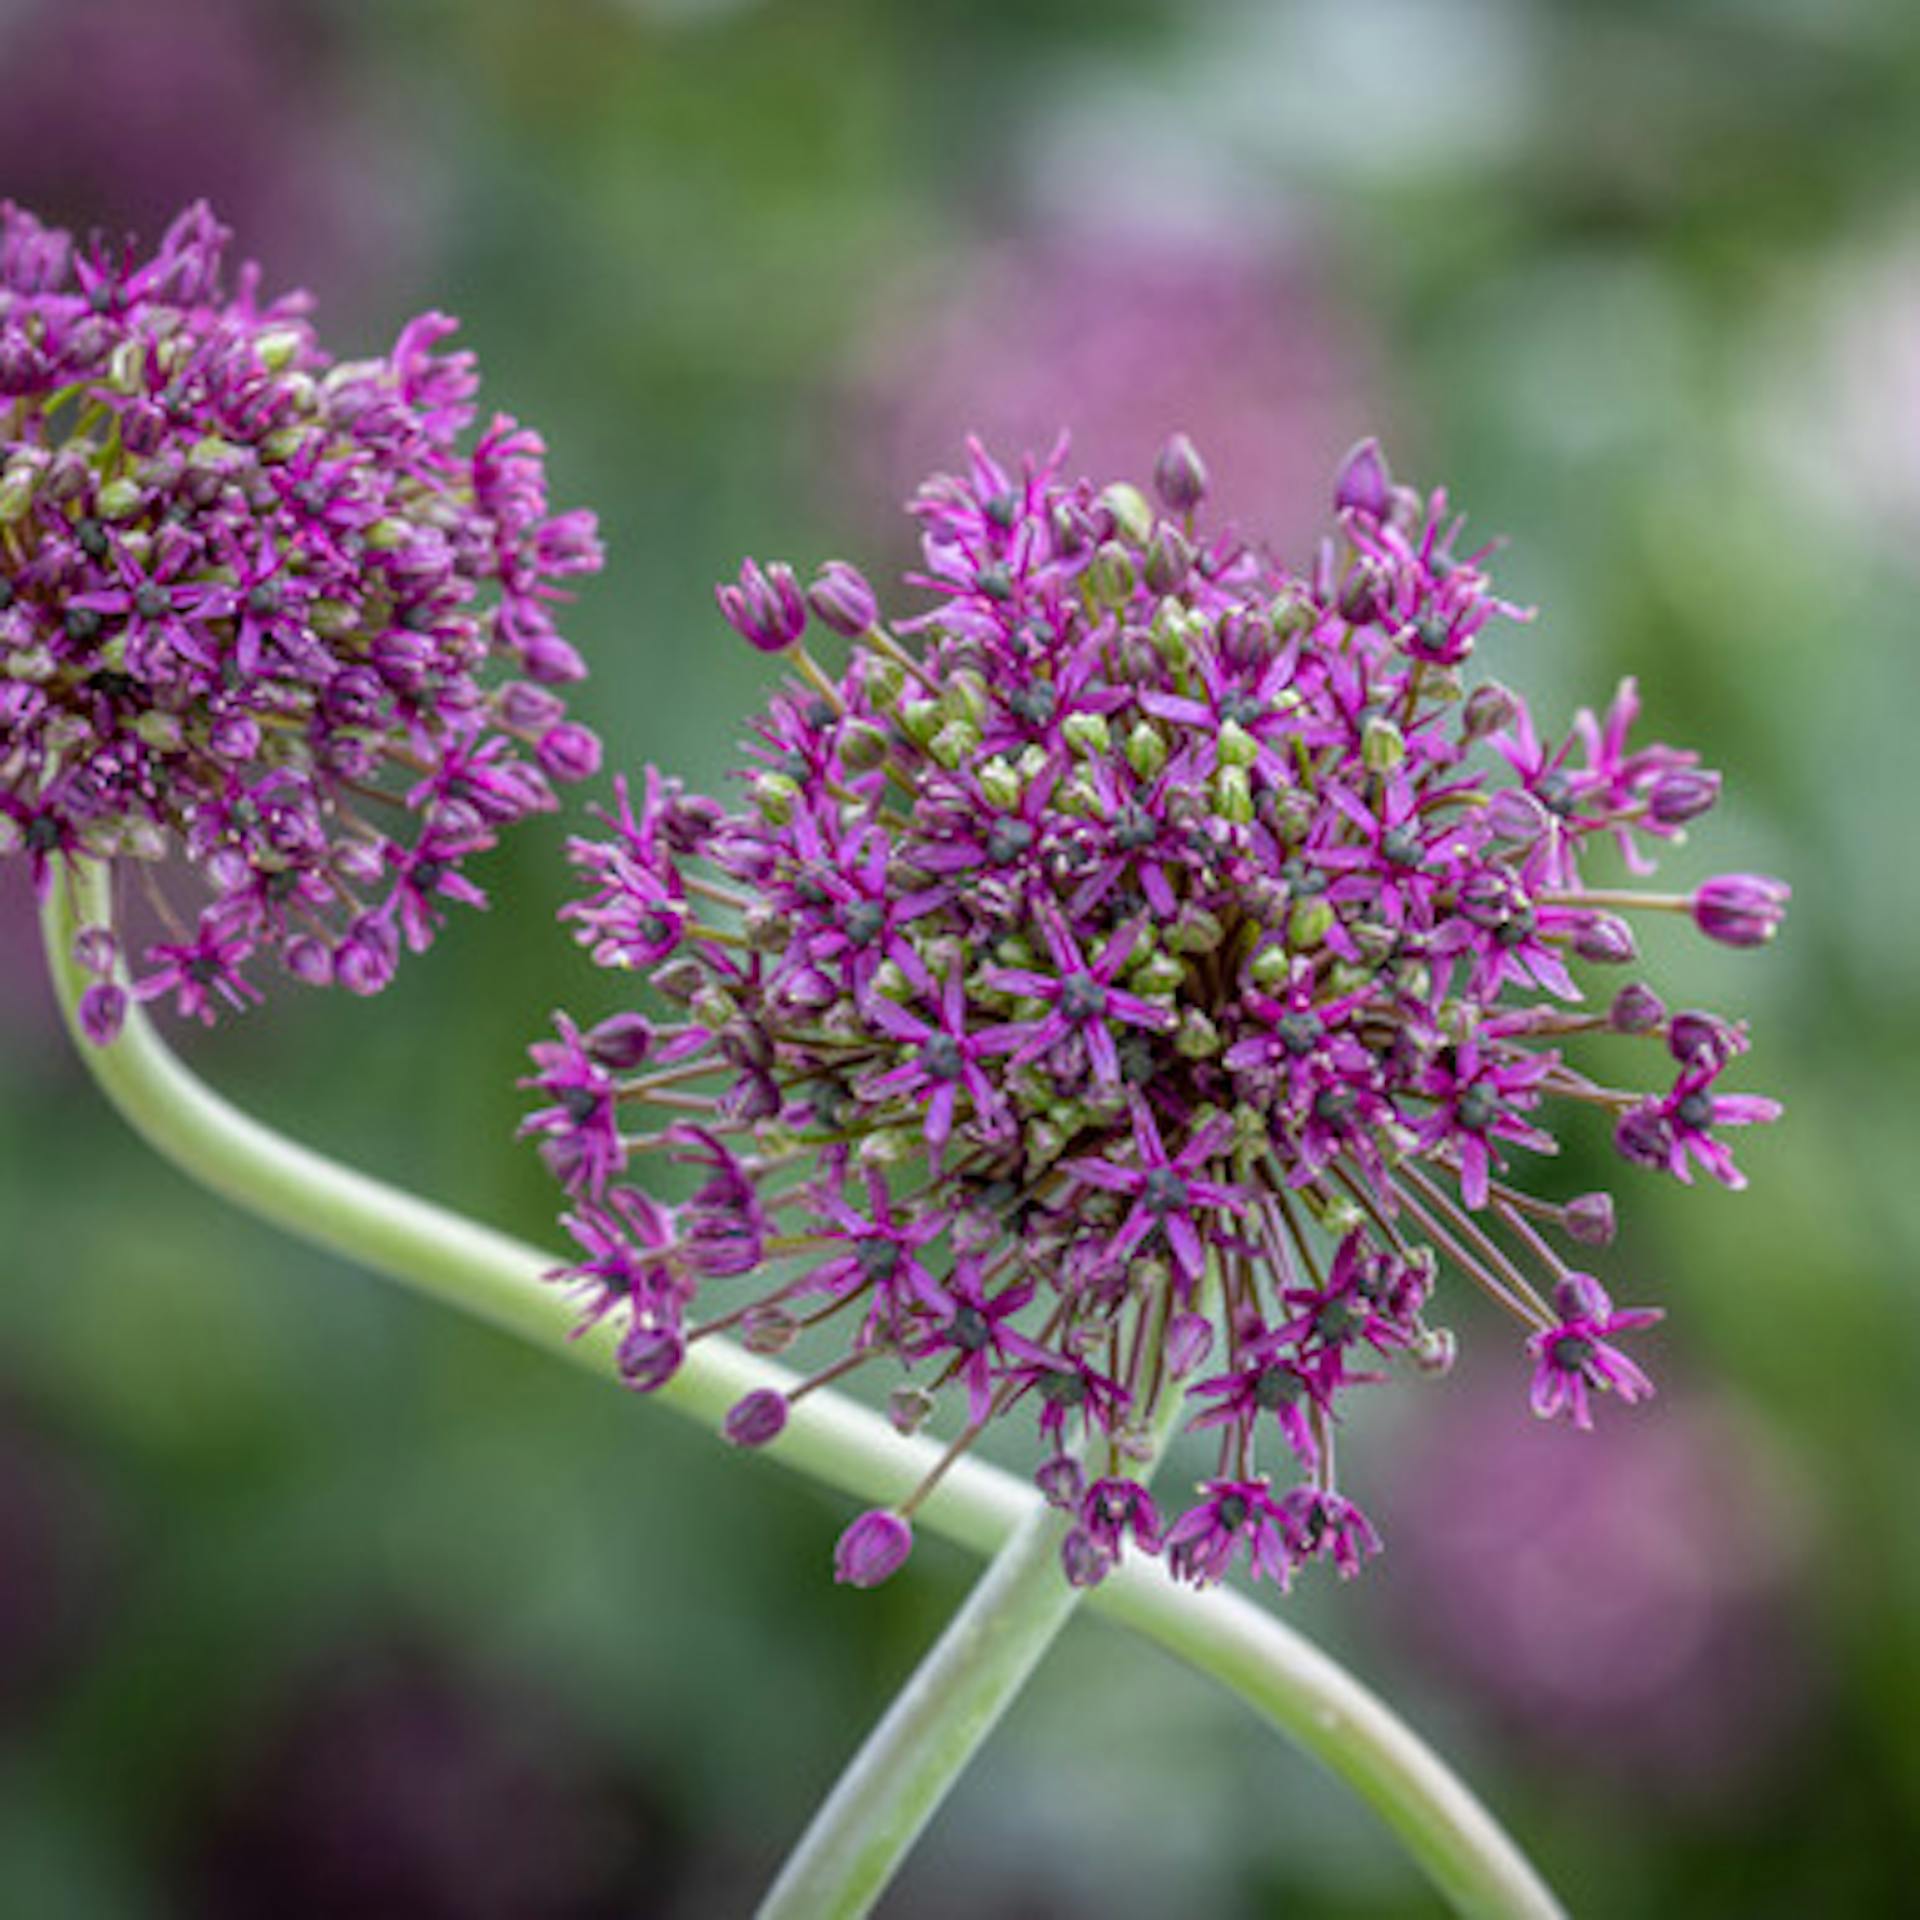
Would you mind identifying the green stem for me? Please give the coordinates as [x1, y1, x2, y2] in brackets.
[758, 1291, 1198, 1920]
[40, 859, 1561, 1920]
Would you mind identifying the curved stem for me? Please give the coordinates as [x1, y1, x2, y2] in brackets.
[40, 860, 1561, 1920]
[758, 1294, 1198, 1920]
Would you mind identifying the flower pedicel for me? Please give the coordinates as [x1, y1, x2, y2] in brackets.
[529, 432, 1785, 1593]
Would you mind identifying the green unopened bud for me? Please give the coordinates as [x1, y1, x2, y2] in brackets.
[1288, 898, 1335, 949]
[6, 644, 54, 682]
[1350, 919, 1396, 963]
[1212, 764, 1253, 825]
[260, 427, 306, 464]
[978, 756, 1021, 809]
[1231, 1103, 1272, 1180]
[837, 719, 888, 771]
[899, 698, 943, 747]
[995, 932, 1037, 968]
[1217, 718, 1259, 769]
[107, 339, 146, 393]
[255, 327, 305, 372]
[1320, 1196, 1364, 1238]
[690, 985, 740, 1028]
[1061, 711, 1111, 758]
[1088, 541, 1136, 607]
[1124, 720, 1168, 779]
[1248, 941, 1291, 989]
[946, 669, 990, 727]
[1175, 1009, 1221, 1059]
[308, 597, 356, 639]
[1395, 960, 1432, 1002]
[1099, 481, 1154, 546]
[1060, 774, 1103, 818]
[929, 719, 980, 770]
[132, 711, 184, 751]
[95, 477, 144, 520]
[1270, 586, 1315, 636]
[863, 655, 905, 708]
[1143, 523, 1193, 595]
[1168, 907, 1226, 956]
[751, 771, 800, 825]
[364, 516, 411, 552]
[870, 959, 911, 1002]
[1129, 951, 1187, 997]
[1150, 600, 1193, 671]
[1361, 715, 1406, 772]
[858, 1127, 915, 1168]
[1014, 743, 1049, 784]
[1024, 1120, 1066, 1172]
[0, 472, 36, 522]
[1261, 787, 1315, 843]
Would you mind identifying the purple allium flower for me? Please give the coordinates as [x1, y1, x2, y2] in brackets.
[1374, 1370, 1819, 1799]
[0, 202, 601, 1029]
[847, 227, 1375, 556]
[530, 432, 1784, 1589]
[0, 0, 433, 309]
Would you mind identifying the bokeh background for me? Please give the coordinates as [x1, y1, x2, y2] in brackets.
[3, 1, 1916, 1914]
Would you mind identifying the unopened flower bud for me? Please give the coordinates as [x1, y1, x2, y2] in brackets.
[1089, 540, 1137, 606]
[1061, 1528, 1113, 1589]
[1608, 981, 1666, 1033]
[1334, 437, 1392, 519]
[1573, 913, 1637, 964]
[1488, 788, 1550, 846]
[1162, 1310, 1215, 1379]
[723, 1388, 789, 1448]
[1692, 873, 1788, 947]
[1361, 715, 1406, 772]
[78, 981, 127, 1046]
[584, 1011, 654, 1070]
[1143, 522, 1193, 595]
[1125, 720, 1168, 779]
[1150, 430, 1210, 515]
[1562, 1191, 1616, 1247]
[837, 719, 888, 771]
[1463, 681, 1521, 739]
[1099, 481, 1154, 546]
[617, 1322, 685, 1392]
[1035, 1453, 1085, 1509]
[1647, 767, 1721, 826]
[716, 557, 807, 652]
[834, 1509, 913, 1588]
[806, 560, 878, 637]
[1061, 711, 1111, 758]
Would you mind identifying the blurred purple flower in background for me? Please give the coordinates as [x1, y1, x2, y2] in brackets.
[1370, 1364, 1818, 1802]
[0, 1396, 119, 1727]
[0, 0, 433, 310]
[844, 223, 1379, 550]
[185, 1640, 687, 1920]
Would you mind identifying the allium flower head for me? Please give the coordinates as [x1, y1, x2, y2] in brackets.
[0, 201, 602, 1032]
[529, 431, 1784, 1591]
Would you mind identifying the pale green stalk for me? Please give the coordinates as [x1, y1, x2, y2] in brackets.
[40, 859, 1561, 1920]
[758, 1283, 1200, 1920]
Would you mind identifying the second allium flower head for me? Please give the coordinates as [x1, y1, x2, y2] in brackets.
[527, 431, 1786, 1593]
[0, 200, 603, 1038]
